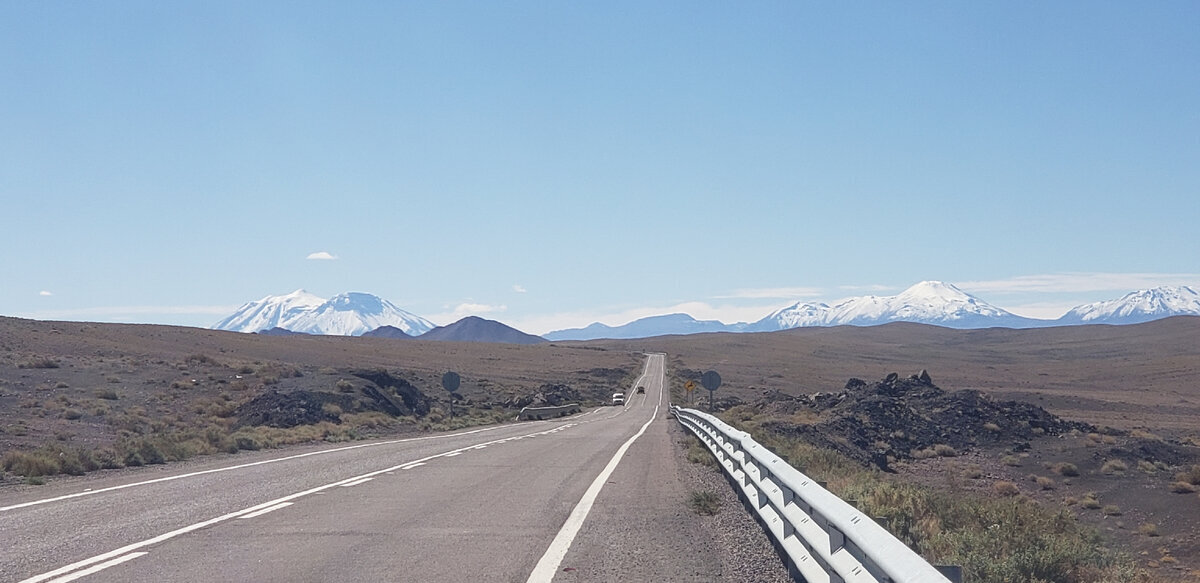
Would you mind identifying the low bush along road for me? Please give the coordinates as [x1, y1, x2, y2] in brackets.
[1, 354, 742, 583]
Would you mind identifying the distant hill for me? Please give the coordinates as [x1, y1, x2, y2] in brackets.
[544, 313, 744, 341]
[254, 327, 309, 336]
[361, 325, 412, 339]
[417, 316, 547, 345]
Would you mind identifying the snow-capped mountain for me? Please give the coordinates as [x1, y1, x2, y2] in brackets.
[1056, 286, 1200, 325]
[752, 281, 1044, 331]
[211, 289, 325, 334]
[212, 291, 434, 336]
[545, 313, 744, 341]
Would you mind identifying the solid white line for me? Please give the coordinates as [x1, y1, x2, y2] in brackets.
[42, 552, 148, 583]
[339, 477, 374, 488]
[525, 356, 663, 583]
[1, 425, 507, 512]
[239, 502, 293, 519]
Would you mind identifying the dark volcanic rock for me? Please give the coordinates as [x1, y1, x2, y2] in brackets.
[507, 383, 581, 408]
[232, 390, 356, 428]
[757, 371, 1097, 470]
[351, 369, 432, 416]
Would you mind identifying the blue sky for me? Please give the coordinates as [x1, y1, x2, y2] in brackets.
[3, 2, 1198, 334]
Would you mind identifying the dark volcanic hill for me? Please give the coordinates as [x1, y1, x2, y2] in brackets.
[417, 316, 547, 345]
[255, 327, 308, 336]
[361, 325, 412, 339]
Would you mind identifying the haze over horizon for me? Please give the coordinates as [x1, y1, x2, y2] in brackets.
[4, 3, 1197, 335]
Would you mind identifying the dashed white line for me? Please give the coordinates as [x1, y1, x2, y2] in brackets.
[17, 421, 587, 583]
[240, 502, 294, 519]
[41, 552, 148, 583]
[1, 425, 508, 513]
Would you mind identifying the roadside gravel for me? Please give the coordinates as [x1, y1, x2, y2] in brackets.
[669, 420, 794, 583]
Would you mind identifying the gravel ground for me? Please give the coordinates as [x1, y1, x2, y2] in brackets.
[669, 421, 794, 583]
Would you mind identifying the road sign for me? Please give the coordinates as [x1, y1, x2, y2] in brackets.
[442, 371, 461, 393]
[701, 371, 722, 391]
[684, 381, 696, 392]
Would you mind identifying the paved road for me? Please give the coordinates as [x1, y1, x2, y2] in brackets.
[1, 353, 728, 583]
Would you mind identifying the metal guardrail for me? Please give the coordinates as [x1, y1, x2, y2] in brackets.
[517, 403, 582, 421]
[671, 404, 962, 583]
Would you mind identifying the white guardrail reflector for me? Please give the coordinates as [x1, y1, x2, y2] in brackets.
[671, 404, 962, 583]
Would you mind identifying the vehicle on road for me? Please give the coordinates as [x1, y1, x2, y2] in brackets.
[612, 392, 625, 405]
[635, 385, 645, 394]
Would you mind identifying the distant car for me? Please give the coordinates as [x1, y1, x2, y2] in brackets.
[612, 392, 625, 406]
[635, 385, 645, 394]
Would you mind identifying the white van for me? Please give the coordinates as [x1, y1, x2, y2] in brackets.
[612, 392, 625, 406]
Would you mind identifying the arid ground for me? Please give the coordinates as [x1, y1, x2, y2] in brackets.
[2, 315, 1198, 576]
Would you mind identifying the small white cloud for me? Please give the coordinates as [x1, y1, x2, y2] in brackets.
[513, 285, 527, 293]
[39, 290, 53, 296]
[306, 251, 338, 260]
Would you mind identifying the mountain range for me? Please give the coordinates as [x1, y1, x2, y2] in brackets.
[212, 283, 1200, 342]
[546, 282, 1200, 339]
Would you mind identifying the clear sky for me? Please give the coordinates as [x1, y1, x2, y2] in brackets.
[3, 2, 1198, 334]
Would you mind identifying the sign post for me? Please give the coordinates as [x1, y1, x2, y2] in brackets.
[701, 370, 721, 411]
[684, 381, 696, 406]
[442, 371, 461, 418]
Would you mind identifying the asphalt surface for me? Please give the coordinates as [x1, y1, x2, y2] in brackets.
[1, 353, 741, 583]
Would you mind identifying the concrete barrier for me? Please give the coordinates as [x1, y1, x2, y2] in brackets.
[518, 403, 582, 421]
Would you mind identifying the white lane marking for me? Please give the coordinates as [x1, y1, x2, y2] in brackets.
[400, 462, 426, 470]
[240, 502, 294, 519]
[444, 452, 463, 457]
[526, 356, 664, 583]
[1, 424, 509, 512]
[18, 421, 583, 583]
[338, 477, 374, 488]
[41, 552, 147, 583]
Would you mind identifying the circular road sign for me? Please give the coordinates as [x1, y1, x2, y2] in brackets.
[442, 371, 461, 393]
[701, 371, 722, 391]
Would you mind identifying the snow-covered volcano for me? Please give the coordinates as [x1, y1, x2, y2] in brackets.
[212, 290, 434, 336]
[753, 281, 1043, 330]
[1057, 286, 1200, 325]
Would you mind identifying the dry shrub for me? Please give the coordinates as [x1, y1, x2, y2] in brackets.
[1036, 476, 1056, 490]
[992, 481, 1020, 497]
[1169, 481, 1197, 494]
[1100, 459, 1127, 475]
[1053, 462, 1080, 477]
[1175, 465, 1200, 485]
[934, 444, 958, 457]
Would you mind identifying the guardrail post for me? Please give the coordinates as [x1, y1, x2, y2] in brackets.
[828, 524, 846, 554]
[936, 565, 964, 583]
